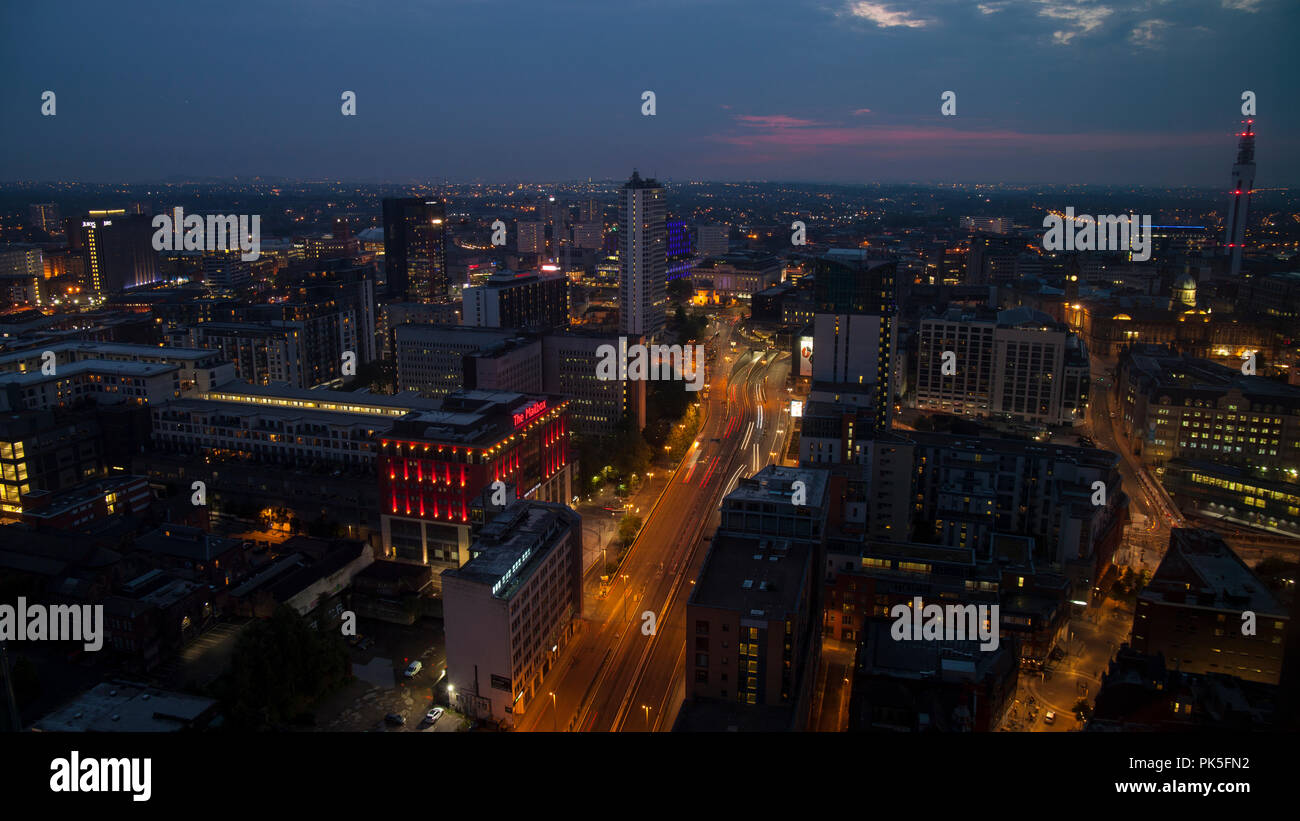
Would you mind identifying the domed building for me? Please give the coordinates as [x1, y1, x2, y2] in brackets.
[1171, 273, 1197, 310]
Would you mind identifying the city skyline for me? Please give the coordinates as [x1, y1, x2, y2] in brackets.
[3, 7, 1299, 807]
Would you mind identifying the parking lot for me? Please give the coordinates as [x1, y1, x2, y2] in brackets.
[316, 616, 463, 732]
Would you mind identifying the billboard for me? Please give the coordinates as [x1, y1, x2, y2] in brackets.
[799, 336, 813, 377]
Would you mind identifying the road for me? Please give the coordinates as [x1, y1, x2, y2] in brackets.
[1084, 364, 1178, 575]
[513, 318, 793, 732]
[1002, 598, 1134, 732]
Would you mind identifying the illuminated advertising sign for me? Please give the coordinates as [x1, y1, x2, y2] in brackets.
[512, 399, 547, 428]
[790, 400, 803, 418]
[799, 336, 813, 377]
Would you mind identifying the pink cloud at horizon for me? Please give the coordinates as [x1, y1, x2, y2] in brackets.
[710, 121, 1231, 154]
[734, 114, 826, 129]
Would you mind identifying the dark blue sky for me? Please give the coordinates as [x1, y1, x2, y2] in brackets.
[2, 0, 1296, 184]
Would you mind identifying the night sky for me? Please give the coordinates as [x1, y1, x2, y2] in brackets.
[1, 0, 1296, 184]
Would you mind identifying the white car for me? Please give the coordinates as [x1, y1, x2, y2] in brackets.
[426, 708, 444, 723]
[1043, 710, 1056, 724]
[404, 661, 423, 678]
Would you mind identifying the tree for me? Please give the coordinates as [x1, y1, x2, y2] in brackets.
[667, 278, 692, 302]
[11, 654, 40, 708]
[617, 514, 643, 547]
[611, 423, 652, 477]
[1072, 697, 1093, 723]
[218, 605, 351, 730]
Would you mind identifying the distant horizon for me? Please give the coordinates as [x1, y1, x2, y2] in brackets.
[0, 177, 1291, 191]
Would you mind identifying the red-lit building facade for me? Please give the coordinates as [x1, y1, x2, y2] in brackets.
[378, 390, 572, 580]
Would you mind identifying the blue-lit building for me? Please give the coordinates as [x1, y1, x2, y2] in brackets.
[666, 219, 694, 282]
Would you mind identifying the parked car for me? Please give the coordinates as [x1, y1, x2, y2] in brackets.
[384, 713, 406, 726]
[1043, 710, 1056, 724]
[426, 708, 444, 723]
[404, 660, 423, 678]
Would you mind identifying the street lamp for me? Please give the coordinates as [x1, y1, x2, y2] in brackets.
[622, 574, 631, 622]
[550, 692, 558, 732]
[643, 704, 652, 730]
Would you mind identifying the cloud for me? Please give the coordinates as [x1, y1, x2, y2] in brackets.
[735, 114, 825, 129]
[852, 108, 874, 115]
[1221, 0, 1262, 10]
[977, 2, 1010, 13]
[708, 117, 1228, 155]
[844, 1, 931, 29]
[1128, 18, 1169, 47]
[1038, 2, 1115, 44]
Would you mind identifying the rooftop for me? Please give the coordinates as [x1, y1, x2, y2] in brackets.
[203, 380, 442, 416]
[134, 524, 240, 563]
[690, 533, 811, 617]
[0, 341, 220, 368]
[723, 464, 828, 511]
[32, 680, 217, 732]
[1140, 528, 1284, 616]
[442, 501, 578, 598]
[0, 359, 178, 385]
[388, 391, 566, 447]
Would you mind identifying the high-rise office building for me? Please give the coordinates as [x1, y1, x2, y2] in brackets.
[618, 171, 666, 339]
[1223, 120, 1255, 277]
[394, 324, 531, 397]
[516, 221, 545, 256]
[959, 216, 1012, 235]
[27, 203, 62, 238]
[578, 198, 600, 224]
[0, 245, 46, 306]
[382, 198, 448, 302]
[966, 234, 1025, 285]
[696, 223, 729, 257]
[541, 195, 565, 259]
[461, 270, 569, 331]
[915, 306, 1089, 426]
[541, 330, 641, 436]
[809, 250, 898, 433]
[571, 222, 603, 250]
[666, 220, 693, 282]
[64, 210, 159, 296]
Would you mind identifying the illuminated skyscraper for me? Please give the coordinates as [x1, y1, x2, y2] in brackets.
[666, 219, 693, 282]
[63, 210, 158, 296]
[1223, 120, 1255, 277]
[382, 198, 448, 302]
[617, 171, 666, 339]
